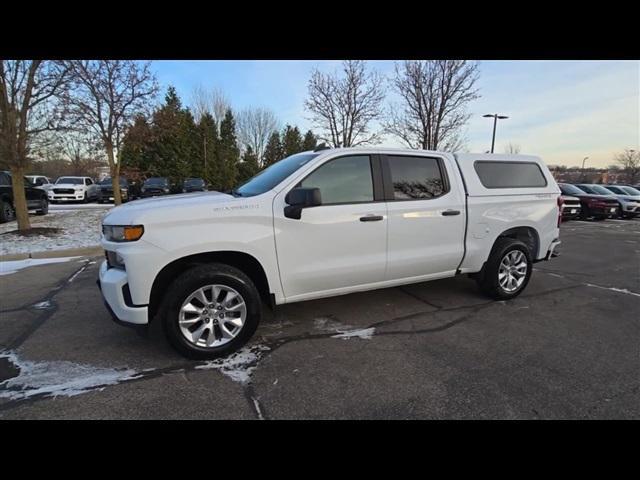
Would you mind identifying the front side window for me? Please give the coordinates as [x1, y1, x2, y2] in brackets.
[475, 161, 547, 188]
[387, 155, 447, 200]
[300, 155, 373, 205]
[604, 186, 622, 194]
[621, 186, 640, 195]
[85, 178, 92, 185]
[0, 173, 10, 186]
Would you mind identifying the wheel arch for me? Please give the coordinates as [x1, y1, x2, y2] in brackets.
[148, 250, 273, 323]
[494, 226, 540, 259]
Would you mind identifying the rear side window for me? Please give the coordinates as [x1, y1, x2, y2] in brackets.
[387, 155, 447, 200]
[300, 155, 373, 205]
[0, 173, 9, 186]
[474, 161, 547, 188]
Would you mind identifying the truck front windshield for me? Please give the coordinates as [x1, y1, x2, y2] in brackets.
[233, 152, 319, 197]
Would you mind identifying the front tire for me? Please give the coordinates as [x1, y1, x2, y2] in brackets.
[36, 198, 48, 215]
[476, 238, 533, 300]
[161, 263, 261, 359]
[0, 200, 16, 223]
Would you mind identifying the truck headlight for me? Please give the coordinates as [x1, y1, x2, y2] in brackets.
[102, 225, 144, 242]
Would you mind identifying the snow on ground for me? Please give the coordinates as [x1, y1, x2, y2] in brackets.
[314, 316, 376, 340]
[0, 206, 111, 256]
[195, 345, 270, 384]
[0, 256, 81, 276]
[0, 351, 141, 400]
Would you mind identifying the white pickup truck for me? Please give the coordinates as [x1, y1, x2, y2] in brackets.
[98, 148, 562, 359]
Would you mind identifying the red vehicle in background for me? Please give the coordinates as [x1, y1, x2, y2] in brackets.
[558, 183, 619, 220]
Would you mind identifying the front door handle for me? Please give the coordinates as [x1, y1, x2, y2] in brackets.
[360, 215, 384, 222]
[442, 209, 461, 216]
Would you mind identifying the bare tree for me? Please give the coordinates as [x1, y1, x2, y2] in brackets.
[615, 148, 640, 184]
[0, 60, 71, 230]
[66, 61, 158, 204]
[191, 84, 231, 126]
[386, 60, 480, 151]
[237, 107, 280, 166]
[305, 60, 385, 147]
[504, 142, 521, 154]
[56, 130, 104, 176]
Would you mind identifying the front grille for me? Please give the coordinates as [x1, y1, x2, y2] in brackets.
[54, 188, 75, 194]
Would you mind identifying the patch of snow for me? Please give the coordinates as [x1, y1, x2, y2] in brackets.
[0, 208, 108, 255]
[31, 300, 53, 310]
[331, 327, 376, 340]
[315, 316, 375, 340]
[585, 283, 640, 298]
[195, 344, 270, 384]
[0, 256, 81, 276]
[0, 351, 141, 401]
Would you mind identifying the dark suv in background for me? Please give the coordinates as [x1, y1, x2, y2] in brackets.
[559, 183, 618, 220]
[182, 178, 207, 193]
[0, 171, 49, 223]
[140, 177, 172, 198]
[98, 177, 130, 203]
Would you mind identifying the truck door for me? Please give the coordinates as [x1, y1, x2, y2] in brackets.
[273, 154, 388, 301]
[382, 153, 466, 281]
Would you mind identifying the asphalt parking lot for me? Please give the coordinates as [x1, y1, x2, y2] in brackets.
[1, 218, 638, 419]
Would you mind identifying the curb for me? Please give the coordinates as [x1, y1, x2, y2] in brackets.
[0, 246, 103, 262]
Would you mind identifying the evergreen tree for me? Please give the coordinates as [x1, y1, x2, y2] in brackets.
[149, 86, 198, 182]
[237, 146, 260, 183]
[197, 112, 219, 185]
[263, 131, 283, 167]
[217, 109, 240, 190]
[302, 129, 318, 151]
[281, 125, 303, 158]
[121, 114, 153, 172]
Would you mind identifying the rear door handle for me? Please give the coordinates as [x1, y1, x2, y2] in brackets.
[360, 215, 384, 222]
[442, 209, 461, 216]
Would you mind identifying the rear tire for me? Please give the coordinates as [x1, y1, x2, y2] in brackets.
[476, 238, 533, 300]
[160, 263, 262, 360]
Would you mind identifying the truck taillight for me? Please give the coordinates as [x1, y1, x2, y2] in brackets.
[557, 196, 564, 227]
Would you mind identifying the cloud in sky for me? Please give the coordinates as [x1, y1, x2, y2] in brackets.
[153, 60, 639, 167]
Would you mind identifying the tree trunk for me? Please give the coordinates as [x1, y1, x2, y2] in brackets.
[106, 143, 122, 205]
[10, 165, 31, 231]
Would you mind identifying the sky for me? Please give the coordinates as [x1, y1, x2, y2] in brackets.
[152, 60, 639, 168]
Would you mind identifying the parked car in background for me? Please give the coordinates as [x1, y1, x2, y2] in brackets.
[558, 183, 618, 220]
[600, 185, 640, 218]
[574, 184, 628, 219]
[183, 178, 207, 193]
[48, 176, 102, 203]
[140, 177, 171, 198]
[25, 175, 54, 192]
[560, 194, 581, 220]
[0, 171, 49, 223]
[99, 149, 562, 359]
[98, 177, 130, 203]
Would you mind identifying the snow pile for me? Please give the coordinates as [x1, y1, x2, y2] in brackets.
[331, 328, 376, 340]
[0, 208, 109, 255]
[195, 344, 270, 384]
[314, 316, 376, 340]
[0, 351, 141, 400]
[0, 256, 81, 276]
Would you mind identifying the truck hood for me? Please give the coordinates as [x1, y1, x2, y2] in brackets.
[103, 190, 238, 225]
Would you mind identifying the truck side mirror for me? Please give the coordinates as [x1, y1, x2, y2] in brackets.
[284, 187, 322, 220]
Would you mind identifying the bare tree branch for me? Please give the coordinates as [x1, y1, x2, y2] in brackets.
[66, 60, 158, 204]
[305, 60, 385, 147]
[236, 107, 280, 167]
[386, 60, 480, 151]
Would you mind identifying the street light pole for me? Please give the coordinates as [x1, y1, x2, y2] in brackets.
[581, 156, 589, 181]
[483, 114, 509, 153]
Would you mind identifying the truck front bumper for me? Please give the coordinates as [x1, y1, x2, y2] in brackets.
[98, 260, 149, 325]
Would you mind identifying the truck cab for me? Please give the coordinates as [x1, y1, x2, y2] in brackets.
[98, 148, 561, 359]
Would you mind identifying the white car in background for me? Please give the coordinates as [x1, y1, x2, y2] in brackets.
[25, 175, 54, 192]
[48, 176, 102, 203]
